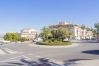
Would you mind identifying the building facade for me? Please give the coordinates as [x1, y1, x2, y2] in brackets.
[49, 22, 93, 40]
[20, 28, 37, 40]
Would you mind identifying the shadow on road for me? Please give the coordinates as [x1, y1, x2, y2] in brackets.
[82, 50, 99, 55]
[64, 59, 91, 66]
[5, 58, 61, 66]
[1, 58, 94, 66]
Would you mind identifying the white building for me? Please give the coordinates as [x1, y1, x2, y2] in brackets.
[73, 26, 83, 40]
[49, 22, 93, 40]
[20, 28, 37, 40]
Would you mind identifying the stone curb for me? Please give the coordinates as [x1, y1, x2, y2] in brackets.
[29, 43, 79, 48]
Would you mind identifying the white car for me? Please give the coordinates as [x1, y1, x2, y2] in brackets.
[64, 38, 69, 41]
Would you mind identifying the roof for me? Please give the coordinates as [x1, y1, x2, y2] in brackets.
[21, 28, 37, 32]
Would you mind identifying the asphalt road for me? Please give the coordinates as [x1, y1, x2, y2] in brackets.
[0, 40, 99, 66]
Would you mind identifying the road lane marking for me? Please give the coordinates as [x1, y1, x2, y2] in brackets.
[0, 49, 6, 55]
[0, 55, 31, 62]
[4, 48, 18, 54]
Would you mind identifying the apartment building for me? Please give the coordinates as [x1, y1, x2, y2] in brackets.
[20, 28, 37, 40]
[49, 22, 93, 40]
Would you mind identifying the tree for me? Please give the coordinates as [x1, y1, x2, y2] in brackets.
[4, 32, 29, 42]
[4, 33, 13, 41]
[86, 27, 91, 31]
[12, 33, 20, 41]
[40, 27, 52, 41]
[95, 23, 99, 39]
[51, 28, 72, 41]
[4, 33, 29, 42]
[18, 37, 28, 42]
[92, 29, 97, 37]
[51, 29, 58, 39]
[57, 28, 72, 41]
[95, 23, 99, 33]
[80, 24, 86, 29]
[40, 27, 72, 42]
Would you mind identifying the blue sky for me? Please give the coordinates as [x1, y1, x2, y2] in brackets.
[0, 0, 99, 33]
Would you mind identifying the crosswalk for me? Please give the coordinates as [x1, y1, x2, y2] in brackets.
[0, 55, 63, 66]
[0, 48, 18, 55]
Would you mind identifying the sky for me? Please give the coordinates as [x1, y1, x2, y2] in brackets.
[0, 0, 99, 34]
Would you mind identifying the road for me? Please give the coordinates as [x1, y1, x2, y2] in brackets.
[0, 40, 98, 66]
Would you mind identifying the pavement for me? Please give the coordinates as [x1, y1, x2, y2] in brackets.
[68, 59, 99, 66]
[0, 40, 98, 66]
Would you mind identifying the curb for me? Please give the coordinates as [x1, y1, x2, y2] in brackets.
[29, 43, 79, 48]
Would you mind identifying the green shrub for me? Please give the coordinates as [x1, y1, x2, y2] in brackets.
[37, 41, 72, 46]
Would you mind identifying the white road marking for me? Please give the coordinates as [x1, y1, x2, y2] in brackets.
[0, 55, 31, 62]
[0, 49, 6, 55]
[4, 48, 18, 54]
[0, 54, 64, 66]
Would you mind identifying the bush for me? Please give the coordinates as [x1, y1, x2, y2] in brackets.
[37, 41, 72, 46]
[18, 37, 29, 42]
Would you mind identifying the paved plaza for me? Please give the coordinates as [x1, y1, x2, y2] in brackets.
[0, 40, 98, 66]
